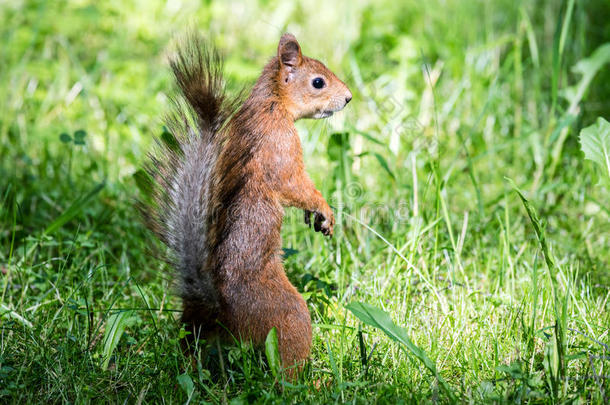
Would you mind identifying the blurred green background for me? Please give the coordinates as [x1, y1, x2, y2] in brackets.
[1, 0, 609, 403]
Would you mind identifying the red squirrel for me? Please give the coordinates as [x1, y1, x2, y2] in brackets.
[141, 32, 351, 374]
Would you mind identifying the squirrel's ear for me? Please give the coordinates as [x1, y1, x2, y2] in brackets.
[278, 33, 302, 69]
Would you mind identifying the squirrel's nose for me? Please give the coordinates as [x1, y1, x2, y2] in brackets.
[345, 96, 352, 104]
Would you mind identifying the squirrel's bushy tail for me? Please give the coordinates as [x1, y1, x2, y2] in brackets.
[140, 34, 240, 314]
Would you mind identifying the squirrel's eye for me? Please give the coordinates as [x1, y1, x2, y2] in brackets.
[312, 77, 325, 89]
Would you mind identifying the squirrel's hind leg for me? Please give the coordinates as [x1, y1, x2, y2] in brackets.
[224, 262, 312, 376]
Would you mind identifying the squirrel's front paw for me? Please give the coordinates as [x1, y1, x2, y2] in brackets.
[304, 209, 334, 237]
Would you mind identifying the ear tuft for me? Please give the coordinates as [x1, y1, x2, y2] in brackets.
[278, 33, 302, 68]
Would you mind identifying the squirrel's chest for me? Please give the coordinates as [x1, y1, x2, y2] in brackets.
[258, 131, 303, 173]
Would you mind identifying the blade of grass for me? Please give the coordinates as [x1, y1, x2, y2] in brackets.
[506, 177, 567, 398]
[264, 327, 281, 378]
[347, 301, 457, 402]
[102, 310, 135, 370]
[44, 182, 105, 235]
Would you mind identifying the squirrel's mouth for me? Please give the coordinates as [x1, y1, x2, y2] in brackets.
[313, 110, 334, 119]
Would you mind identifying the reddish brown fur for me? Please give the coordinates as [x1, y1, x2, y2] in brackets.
[153, 33, 351, 374]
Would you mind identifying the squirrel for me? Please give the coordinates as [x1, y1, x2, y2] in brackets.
[141, 32, 352, 374]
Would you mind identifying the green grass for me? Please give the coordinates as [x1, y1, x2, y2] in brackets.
[1, 0, 609, 403]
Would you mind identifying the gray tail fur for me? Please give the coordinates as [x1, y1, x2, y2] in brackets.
[139, 33, 241, 313]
